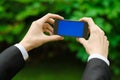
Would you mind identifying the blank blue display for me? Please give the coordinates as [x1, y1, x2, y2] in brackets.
[58, 20, 84, 37]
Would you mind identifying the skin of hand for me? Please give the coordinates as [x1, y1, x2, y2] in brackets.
[20, 13, 64, 52]
[77, 17, 109, 58]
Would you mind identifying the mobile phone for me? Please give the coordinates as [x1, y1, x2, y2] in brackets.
[54, 19, 89, 39]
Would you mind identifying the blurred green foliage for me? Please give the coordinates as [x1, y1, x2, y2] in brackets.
[0, 0, 120, 79]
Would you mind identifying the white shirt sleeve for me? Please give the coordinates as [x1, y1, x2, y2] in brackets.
[88, 53, 110, 66]
[14, 44, 29, 61]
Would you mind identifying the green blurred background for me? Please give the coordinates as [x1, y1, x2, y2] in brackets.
[0, 0, 120, 80]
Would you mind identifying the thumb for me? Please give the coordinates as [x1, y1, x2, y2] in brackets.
[46, 35, 64, 42]
[77, 38, 87, 46]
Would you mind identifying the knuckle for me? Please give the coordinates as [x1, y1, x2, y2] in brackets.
[107, 41, 109, 45]
[47, 13, 52, 16]
[95, 24, 98, 27]
[100, 30, 105, 35]
[82, 17, 88, 19]
[92, 28, 98, 33]
[91, 30, 97, 34]
[32, 21, 36, 24]
[104, 36, 107, 40]
[32, 20, 39, 25]
[88, 17, 93, 21]
[105, 36, 107, 39]
[89, 17, 93, 20]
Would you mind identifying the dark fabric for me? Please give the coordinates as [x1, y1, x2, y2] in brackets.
[0, 46, 111, 80]
[0, 46, 25, 80]
[82, 58, 111, 80]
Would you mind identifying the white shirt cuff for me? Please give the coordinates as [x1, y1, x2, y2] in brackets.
[88, 54, 110, 66]
[14, 44, 29, 61]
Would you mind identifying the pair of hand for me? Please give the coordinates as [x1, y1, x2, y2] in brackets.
[20, 13, 109, 58]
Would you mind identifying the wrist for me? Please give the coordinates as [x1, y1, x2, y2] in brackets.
[14, 44, 29, 60]
[88, 53, 110, 66]
[19, 40, 33, 52]
[89, 51, 108, 58]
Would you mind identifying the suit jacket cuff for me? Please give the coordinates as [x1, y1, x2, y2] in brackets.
[14, 44, 29, 61]
[88, 54, 110, 66]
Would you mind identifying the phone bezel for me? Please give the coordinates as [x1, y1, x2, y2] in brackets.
[54, 19, 89, 39]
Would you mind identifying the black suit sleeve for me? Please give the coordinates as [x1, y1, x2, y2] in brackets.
[0, 46, 25, 80]
[82, 58, 111, 80]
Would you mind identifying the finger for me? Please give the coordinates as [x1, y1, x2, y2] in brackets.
[80, 17, 104, 39]
[107, 41, 109, 46]
[43, 23, 54, 32]
[77, 38, 87, 46]
[80, 17, 99, 32]
[43, 29, 53, 35]
[96, 24, 105, 36]
[40, 13, 64, 23]
[47, 18, 55, 25]
[46, 35, 64, 42]
[80, 17, 95, 28]
[104, 36, 109, 46]
[47, 25, 54, 33]
[104, 36, 107, 41]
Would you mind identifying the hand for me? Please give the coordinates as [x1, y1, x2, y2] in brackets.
[77, 17, 109, 58]
[20, 13, 64, 52]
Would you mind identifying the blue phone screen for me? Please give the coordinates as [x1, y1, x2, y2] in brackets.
[58, 20, 84, 37]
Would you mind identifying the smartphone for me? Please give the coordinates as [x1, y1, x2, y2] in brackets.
[54, 19, 89, 39]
